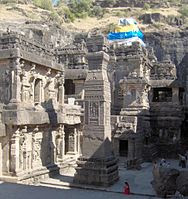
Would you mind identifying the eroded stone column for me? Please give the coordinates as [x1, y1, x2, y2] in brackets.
[0, 142, 2, 176]
[57, 72, 64, 106]
[10, 128, 20, 175]
[10, 58, 22, 103]
[172, 87, 179, 104]
[58, 124, 65, 160]
[74, 128, 77, 154]
[77, 130, 81, 155]
[62, 128, 65, 159]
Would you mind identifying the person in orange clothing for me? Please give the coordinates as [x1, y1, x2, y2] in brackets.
[123, 182, 130, 195]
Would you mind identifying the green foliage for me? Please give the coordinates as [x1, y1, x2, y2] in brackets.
[91, 6, 104, 18]
[32, 0, 53, 11]
[57, 5, 75, 22]
[69, 0, 92, 18]
[143, 3, 150, 10]
[179, 5, 188, 18]
[50, 10, 61, 22]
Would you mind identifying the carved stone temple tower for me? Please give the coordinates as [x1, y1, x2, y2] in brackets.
[74, 49, 119, 186]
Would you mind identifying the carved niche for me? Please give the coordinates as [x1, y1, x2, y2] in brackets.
[89, 101, 99, 124]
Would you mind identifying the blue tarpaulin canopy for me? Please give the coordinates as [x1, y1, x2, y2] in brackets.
[107, 30, 144, 41]
[107, 17, 145, 46]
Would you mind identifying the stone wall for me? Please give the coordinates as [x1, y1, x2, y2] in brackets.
[0, 32, 83, 182]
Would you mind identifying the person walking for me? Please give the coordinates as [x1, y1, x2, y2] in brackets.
[123, 182, 130, 195]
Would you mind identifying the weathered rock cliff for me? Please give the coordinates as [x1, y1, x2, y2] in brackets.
[145, 30, 188, 79]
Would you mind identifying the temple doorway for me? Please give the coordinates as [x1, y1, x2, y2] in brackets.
[119, 140, 128, 157]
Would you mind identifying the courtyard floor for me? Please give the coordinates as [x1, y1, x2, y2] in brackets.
[0, 159, 187, 199]
[0, 181, 159, 199]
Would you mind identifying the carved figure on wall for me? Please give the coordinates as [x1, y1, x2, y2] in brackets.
[68, 132, 74, 152]
[55, 135, 62, 158]
[32, 128, 42, 167]
[19, 133, 26, 170]
[33, 139, 41, 162]
[21, 71, 31, 103]
[90, 102, 99, 118]
[10, 58, 22, 102]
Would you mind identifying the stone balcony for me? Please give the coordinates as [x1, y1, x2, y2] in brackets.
[62, 103, 83, 125]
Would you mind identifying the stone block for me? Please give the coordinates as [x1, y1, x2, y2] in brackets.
[176, 171, 188, 196]
[151, 167, 180, 197]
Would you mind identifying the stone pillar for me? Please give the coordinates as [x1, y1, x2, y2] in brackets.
[113, 138, 119, 156]
[58, 73, 64, 106]
[74, 128, 77, 154]
[58, 84, 64, 106]
[128, 138, 134, 160]
[41, 81, 44, 103]
[59, 125, 65, 159]
[77, 130, 81, 155]
[28, 132, 32, 171]
[0, 143, 2, 176]
[10, 128, 20, 175]
[10, 58, 22, 103]
[62, 129, 65, 159]
[74, 50, 118, 186]
[172, 87, 179, 104]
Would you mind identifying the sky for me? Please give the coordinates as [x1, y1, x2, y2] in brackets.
[52, 0, 60, 5]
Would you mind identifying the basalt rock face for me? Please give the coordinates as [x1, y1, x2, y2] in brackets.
[139, 13, 184, 26]
[95, 0, 172, 8]
[0, 21, 74, 48]
[152, 167, 180, 197]
[145, 30, 188, 79]
[176, 171, 188, 196]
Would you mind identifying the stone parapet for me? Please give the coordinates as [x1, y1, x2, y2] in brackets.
[0, 33, 62, 71]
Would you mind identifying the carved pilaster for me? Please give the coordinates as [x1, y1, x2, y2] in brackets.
[74, 128, 77, 154]
[57, 72, 64, 106]
[10, 128, 21, 175]
[58, 124, 65, 159]
[77, 130, 81, 156]
[10, 58, 22, 103]
[0, 143, 2, 176]
[29, 64, 37, 104]
[55, 125, 65, 161]
[32, 126, 42, 168]
[61, 126, 65, 159]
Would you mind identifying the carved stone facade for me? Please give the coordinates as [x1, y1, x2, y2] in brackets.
[0, 29, 187, 185]
[73, 51, 118, 186]
[109, 41, 184, 162]
[0, 33, 83, 182]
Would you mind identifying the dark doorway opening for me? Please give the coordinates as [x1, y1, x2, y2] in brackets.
[65, 79, 75, 95]
[181, 118, 188, 149]
[152, 87, 172, 102]
[34, 78, 41, 104]
[119, 140, 128, 157]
